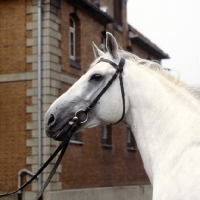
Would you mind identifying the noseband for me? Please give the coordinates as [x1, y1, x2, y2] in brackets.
[0, 57, 126, 200]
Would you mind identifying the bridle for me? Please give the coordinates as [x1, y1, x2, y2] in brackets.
[75, 57, 126, 125]
[0, 57, 126, 200]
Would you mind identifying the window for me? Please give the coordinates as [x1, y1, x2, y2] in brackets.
[70, 132, 83, 145]
[69, 14, 81, 69]
[92, 0, 99, 7]
[101, 125, 112, 148]
[70, 132, 76, 141]
[114, 0, 122, 25]
[69, 16, 75, 60]
[127, 127, 137, 151]
[101, 31, 106, 52]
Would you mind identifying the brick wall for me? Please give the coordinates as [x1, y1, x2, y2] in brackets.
[0, 0, 33, 192]
[0, 81, 31, 191]
[0, 0, 27, 74]
[132, 43, 158, 60]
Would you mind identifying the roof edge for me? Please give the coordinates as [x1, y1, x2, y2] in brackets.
[66, 0, 113, 25]
[129, 29, 170, 59]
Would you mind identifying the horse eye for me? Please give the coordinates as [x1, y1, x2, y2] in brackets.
[90, 74, 103, 82]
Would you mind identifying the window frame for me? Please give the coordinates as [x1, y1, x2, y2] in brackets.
[69, 16, 76, 60]
[127, 127, 137, 151]
[101, 125, 108, 144]
[101, 125, 112, 148]
[70, 132, 83, 145]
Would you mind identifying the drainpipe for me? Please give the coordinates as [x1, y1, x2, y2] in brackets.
[37, 0, 42, 196]
[17, 1, 42, 199]
[17, 169, 36, 200]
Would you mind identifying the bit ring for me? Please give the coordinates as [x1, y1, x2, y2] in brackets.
[74, 110, 88, 124]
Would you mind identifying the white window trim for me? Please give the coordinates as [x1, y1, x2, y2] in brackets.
[101, 125, 108, 140]
[69, 17, 75, 60]
[101, 125, 112, 148]
[127, 127, 136, 151]
[127, 128, 132, 144]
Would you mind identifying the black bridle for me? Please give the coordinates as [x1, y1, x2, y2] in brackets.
[0, 57, 126, 200]
[76, 57, 126, 125]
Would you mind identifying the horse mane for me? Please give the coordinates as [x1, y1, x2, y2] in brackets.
[118, 49, 200, 100]
[90, 49, 200, 100]
[118, 50, 181, 85]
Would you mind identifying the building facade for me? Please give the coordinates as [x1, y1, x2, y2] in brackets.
[0, 0, 169, 199]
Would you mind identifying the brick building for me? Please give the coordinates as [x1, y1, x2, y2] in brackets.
[0, 0, 169, 199]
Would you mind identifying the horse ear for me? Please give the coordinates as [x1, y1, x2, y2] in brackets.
[106, 32, 119, 59]
[92, 42, 105, 58]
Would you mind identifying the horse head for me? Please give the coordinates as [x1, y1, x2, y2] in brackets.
[44, 33, 129, 141]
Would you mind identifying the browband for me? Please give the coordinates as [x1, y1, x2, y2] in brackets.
[97, 58, 125, 72]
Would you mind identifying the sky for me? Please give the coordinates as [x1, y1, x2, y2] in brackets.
[127, 0, 200, 86]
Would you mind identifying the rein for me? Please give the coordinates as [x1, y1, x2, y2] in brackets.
[0, 57, 125, 199]
[0, 120, 79, 200]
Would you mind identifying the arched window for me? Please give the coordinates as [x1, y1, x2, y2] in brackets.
[69, 14, 81, 69]
[69, 16, 75, 60]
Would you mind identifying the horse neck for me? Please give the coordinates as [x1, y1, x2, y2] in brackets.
[124, 61, 200, 184]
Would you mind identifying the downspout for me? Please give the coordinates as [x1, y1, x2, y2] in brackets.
[17, 169, 37, 200]
[37, 0, 42, 196]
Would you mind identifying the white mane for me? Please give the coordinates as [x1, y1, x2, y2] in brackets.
[118, 50, 184, 86]
[90, 48, 200, 101]
[109, 49, 200, 101]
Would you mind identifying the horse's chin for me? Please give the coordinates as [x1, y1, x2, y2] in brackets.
[48, 119, 101, 141]
[51, 123, 72, 141]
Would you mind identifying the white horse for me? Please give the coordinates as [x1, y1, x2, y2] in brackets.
[44, 32, 200, 200]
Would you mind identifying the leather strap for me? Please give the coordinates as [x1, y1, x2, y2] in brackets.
[0, 121, 78, 199]
[85, 58, 126, 124]
[34, 122, 78, 200]
[96, 58, 125, 72]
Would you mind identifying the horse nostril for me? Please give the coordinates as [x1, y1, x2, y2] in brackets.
[48, 114, 56, 127]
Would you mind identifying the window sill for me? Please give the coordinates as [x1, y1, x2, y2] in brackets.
[102, 144, 112, 149]
[70, 140, 83, 145]
[70, 59, 81, 70]
[127, 147, 137, 152]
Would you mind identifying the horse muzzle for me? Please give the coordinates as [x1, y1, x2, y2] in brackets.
[44, 108, 88, 141]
